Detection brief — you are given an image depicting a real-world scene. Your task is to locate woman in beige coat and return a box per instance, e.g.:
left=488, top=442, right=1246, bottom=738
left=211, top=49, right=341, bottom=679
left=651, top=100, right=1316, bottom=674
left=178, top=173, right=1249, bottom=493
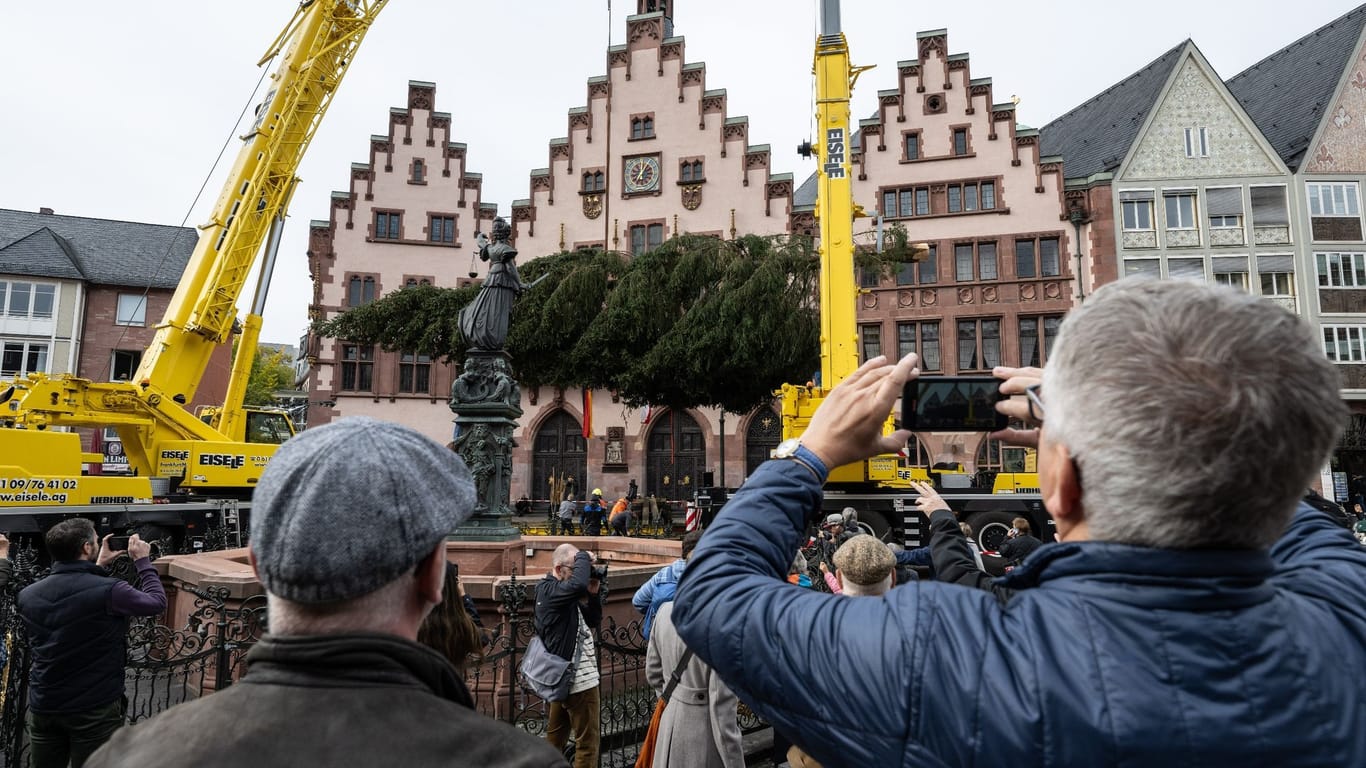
left=644, top=602, right=745, bottom=768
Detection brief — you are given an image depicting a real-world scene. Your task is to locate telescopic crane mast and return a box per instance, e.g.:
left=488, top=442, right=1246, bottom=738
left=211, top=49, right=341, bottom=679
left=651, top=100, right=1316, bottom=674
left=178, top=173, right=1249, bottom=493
left=0, top=1, right=387, bottom=501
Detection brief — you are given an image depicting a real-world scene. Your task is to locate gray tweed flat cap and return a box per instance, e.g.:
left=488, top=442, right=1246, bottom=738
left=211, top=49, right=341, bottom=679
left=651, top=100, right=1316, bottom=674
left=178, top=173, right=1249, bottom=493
left=251, top=416, right=476, bottom=603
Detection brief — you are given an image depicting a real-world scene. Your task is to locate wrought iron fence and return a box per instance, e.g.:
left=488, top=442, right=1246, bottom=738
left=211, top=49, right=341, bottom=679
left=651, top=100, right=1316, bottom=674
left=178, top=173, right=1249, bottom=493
left=0, top=552, right=763, bottom=768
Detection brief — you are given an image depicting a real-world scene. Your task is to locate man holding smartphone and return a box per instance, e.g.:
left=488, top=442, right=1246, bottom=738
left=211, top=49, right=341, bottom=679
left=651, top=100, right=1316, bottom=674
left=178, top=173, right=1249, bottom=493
left=673, top=279, right=1366, bottom=766
left=17, top=522, right=164, bottom=768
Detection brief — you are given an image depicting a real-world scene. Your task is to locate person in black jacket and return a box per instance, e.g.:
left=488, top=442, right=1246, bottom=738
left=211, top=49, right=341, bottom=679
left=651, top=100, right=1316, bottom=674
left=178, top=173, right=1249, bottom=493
left=536, top=544, right=602, bottom=768
left=911, top=480, right=1016, bottom=605
left=997, top=518, right=1042, bottom=566
left=18, top=519, right=166, bottom=768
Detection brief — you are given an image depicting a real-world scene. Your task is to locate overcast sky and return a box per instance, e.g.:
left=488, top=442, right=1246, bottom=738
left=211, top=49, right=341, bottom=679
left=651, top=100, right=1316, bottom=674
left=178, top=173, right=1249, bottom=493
left=2, top=1, right=1359, bottom=345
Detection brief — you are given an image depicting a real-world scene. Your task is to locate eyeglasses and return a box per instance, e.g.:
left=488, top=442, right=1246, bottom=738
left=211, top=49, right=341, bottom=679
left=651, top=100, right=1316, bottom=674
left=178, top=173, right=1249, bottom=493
left=1024, top=383, right=1045, bottom=425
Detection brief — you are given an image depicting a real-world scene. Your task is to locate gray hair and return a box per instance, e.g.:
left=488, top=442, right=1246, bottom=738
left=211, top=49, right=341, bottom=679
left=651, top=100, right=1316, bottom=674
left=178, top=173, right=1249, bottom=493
left=1045, top=279, right=1345, bottom=549
left=552, top=543, right=579, bottom=568
left=841, top=573, right=892, bottom=597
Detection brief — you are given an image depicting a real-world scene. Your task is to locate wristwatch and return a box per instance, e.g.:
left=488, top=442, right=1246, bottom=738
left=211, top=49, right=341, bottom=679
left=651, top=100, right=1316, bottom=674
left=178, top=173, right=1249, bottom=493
left=773, top=438, right=829, bottom=482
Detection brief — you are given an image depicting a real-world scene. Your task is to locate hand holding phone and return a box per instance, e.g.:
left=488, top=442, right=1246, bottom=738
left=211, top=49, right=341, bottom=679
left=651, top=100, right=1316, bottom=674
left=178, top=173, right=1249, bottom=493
left=902, top=376, right=1009, bottom=432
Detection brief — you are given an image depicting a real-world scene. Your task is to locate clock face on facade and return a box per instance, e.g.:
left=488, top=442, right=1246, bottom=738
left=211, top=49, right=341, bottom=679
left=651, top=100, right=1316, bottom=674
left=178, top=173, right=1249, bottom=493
left=623, top=155, right=661, bottom=193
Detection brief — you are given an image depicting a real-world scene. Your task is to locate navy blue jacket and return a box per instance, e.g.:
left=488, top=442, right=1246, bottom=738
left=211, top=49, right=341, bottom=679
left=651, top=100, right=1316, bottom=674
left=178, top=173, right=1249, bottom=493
left=673, top=460, right=1366, bottom=767
left=19, top=561, right=133, bottom=713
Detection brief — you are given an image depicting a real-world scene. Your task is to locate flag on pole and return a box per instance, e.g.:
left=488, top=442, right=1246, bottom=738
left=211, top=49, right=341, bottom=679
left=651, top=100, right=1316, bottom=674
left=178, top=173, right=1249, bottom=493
left=582, top=388, right=594, bottom=438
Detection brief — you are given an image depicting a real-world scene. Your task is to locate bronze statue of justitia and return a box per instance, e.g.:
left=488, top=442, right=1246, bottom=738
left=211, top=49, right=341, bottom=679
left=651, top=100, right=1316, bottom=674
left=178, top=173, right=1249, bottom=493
left=459, top=217, right=526, bottom=350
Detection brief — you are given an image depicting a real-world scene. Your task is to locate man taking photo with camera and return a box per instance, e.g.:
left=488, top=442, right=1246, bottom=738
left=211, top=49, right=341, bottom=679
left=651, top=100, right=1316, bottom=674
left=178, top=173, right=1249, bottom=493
left=537, top=543, right=602, bottom=767
left=673, top=279, right=1366, bottom=766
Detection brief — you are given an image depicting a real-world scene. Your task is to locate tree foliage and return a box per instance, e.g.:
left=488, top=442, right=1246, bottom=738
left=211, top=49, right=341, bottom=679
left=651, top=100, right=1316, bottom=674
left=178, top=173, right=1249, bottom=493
left=316, top=233, right=852, bottom=413
left=244, top=346, right=295, bottom=406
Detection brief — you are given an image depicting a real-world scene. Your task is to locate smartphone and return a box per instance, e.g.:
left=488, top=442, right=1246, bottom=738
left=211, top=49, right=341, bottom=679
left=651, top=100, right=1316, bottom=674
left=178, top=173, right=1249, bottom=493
left=902, top=376, right=1009, bottom=432
left=106, top=535, right=131, bottom=551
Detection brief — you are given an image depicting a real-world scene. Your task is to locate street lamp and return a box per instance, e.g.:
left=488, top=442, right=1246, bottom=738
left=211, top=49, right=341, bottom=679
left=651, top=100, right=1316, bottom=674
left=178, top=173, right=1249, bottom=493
left=1068, top=200, right=1088, bottom=302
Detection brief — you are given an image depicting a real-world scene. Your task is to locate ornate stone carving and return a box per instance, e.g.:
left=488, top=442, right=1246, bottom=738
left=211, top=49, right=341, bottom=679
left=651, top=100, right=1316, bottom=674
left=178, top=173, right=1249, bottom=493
left=462, top=177, right=481, bottom=190
left=898, top=290, right=914, bottom=308
left=551, top=143, right=571, bottom=160
left=451, top=351, right=521, bottom=409
left=1020, top=283, right=1037, bottom=301
left=589, top=81, right=610, bottom=99
left=957, top=287, right=975, bottom=305
left=583, top=193, right=603, bottom=219
left=701, top=96, right=725, bottom=114
left=409, top=87, right=433, bottom=111
left=371, top=138, right=392, bottom=154
left=1166, top=229, right=1201, bottom=248
left=790, top=211, right=816, bottom=236
left=861, top=292, right=878, bottom=309
left=512, top=205, right=533, bottom=223
left=971, top=84, right=991, bottom=97
left=948, top=59, right=967, bottom=71
left=918, top=35, right=946, bottom=60
left=1044, top=282, right=1062, bottom=300
left=766, top=180, right=791, bottom=199
left=531, top=175, right=552, bottom=193
left=745, top=152, right=768, bottom=170
left=920, top=289, right=938, bottom=306
left=661, top=42, right=683, bottom=60
left=680, top=185, right=702, bottom=210
left=569, top=112, right=591, bottom=130
left=628, top=17, right=662, bottom=45
left=723, top=124, right=746, bottom=141
left=982, top=286, right=998, bottom=303
left=681, top=68, right=703, bottom=86
left=609, top=49, right=630, bottom=68
left=444, top=144, right=465, bottom=160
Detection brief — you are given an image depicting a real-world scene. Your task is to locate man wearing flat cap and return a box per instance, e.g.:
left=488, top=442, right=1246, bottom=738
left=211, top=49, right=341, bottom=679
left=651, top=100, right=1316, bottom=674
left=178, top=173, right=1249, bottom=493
left=89, top=417, right=567, bottom=768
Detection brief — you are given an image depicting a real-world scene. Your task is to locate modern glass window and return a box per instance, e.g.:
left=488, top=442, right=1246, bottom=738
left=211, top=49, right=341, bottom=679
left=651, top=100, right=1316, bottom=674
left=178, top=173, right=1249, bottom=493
left=0, top=340, right=48, bottom=378
left=1164, top=192, right=1197, bottom=229
left=1183, top=127, right=1209, bottom=158
left=1212, top=256, right=1249, bottom=290
left=429, top=216, right=455, bottom=244
left=1250, top=186, right=1289, bottom=227
left=860, top=324, right=882, bottom=362
left=1122, top=199, right=1154, bottom=230
left=904, top=133, right=920, bottom=160
left=1308, top=183, right=1361, bottom=217
left=1124, top=259, right=1161, bottom=278
left=953, top=128, right=968, bottom=156
left=1206, top=187, right=1243, bottom=229
left=347, top=276, right=377, bottom=307
left=1317, top=252, right=1366, bottom=288
left=398, top=351, right=432, bottom=394
left=1259, top=255, right=1295, bottom=299
left=1323, top=325, right=1366, bottom=363
left=111, top=349, right=142, bottom=381
left=1, top=282, right=57, bottom=320
left=340, top=344, right=374, bottom=391
left=374, top=212, right=401, bottom=240
left=116, top=294, right=146, bottom=326
left=1168, top=258, right=1205, bottom=282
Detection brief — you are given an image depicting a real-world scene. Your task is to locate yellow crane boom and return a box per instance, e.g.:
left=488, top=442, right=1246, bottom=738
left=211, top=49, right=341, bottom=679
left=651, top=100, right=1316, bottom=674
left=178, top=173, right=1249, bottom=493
left=0, top=1, right=387, bottom=501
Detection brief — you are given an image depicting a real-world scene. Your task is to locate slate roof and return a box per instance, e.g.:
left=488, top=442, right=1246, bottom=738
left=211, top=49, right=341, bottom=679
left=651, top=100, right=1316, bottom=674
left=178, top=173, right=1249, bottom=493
left=0, top=209, right=196, bottom=289
left=0, top=228, right=87, bottom=280
left=1226, top=4, right=1366, bottom=171
left=794, top=171, right=819, bottom=208
left=1039, top=42, right=1188, bottom=181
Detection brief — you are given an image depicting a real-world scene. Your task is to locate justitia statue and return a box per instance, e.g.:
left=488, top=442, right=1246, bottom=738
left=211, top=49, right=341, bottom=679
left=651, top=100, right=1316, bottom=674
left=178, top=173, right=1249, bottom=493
left=459, top=217, right=526, bottom=350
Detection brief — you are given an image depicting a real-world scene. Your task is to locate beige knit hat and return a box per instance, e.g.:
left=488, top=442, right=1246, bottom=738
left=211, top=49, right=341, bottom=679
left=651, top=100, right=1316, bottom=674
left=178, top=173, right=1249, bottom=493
left=832, top=534, right=895, bottom=585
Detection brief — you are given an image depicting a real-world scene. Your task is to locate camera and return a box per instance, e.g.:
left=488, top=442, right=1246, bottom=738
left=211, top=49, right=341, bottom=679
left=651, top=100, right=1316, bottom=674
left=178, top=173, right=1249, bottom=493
left=590, top=563, right=609, bottom=581
left=902, top=375, right=1008, bottom=432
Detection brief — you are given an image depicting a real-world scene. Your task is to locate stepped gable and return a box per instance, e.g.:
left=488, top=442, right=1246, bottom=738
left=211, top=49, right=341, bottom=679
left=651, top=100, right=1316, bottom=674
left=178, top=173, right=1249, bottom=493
left=1227, top=4, right=1366, bottom=171
left=511, top=9, right=794, bottom=254
left=1039, top=42, right=1188, bottom=181
left=0, top=208, right=192, bottom=289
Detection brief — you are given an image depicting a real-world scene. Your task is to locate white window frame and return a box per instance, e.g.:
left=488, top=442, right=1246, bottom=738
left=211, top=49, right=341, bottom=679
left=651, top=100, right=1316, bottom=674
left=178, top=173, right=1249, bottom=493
left=1184, top=127, right=1209, bottom=158
left=1, top=340, right=49, bottom=377
left=1208, top=214, right=1242, bottom=229
left=1260, top=270, right=1295, bottom=297
left=1, top=281, right=57, bottom=320
left=1308, top=182, right=1361, bottom=218
left=1323, top=325, right=1366, bottom=363
left=1164, top=191, right=1198, bottom=230
left=1316, top=251, right=1366, bottom=288
left=1122, top=199, right=1154, bottom=231
left=116, top=293, right=147, bottom=326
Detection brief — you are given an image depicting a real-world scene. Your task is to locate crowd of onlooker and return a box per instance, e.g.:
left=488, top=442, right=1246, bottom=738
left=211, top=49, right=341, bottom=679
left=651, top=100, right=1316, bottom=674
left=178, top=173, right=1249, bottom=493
left=10, top=279, right=1366, bottom=768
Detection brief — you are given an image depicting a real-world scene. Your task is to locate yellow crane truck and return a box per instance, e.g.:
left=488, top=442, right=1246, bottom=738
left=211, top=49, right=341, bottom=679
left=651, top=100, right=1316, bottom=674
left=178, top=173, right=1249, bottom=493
left=781, top=0, right=1050, bottom=558
left=0, top=1, right=388, bottom=550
